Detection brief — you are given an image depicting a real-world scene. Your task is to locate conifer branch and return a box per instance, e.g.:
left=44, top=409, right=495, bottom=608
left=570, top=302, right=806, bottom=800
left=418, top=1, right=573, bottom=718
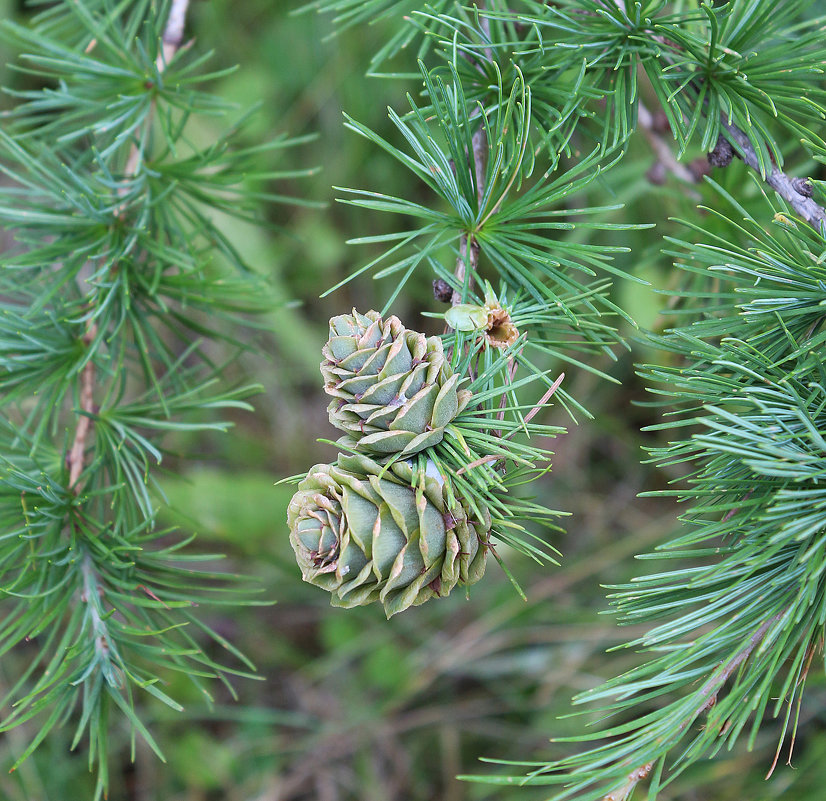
left=0, top=0, right=301, bottom=790
left=601, top=762, right=652, bottom=801
left=601, top=611, right=787, bottom=801
left=122, top=0, right=191, bottom=186
left=158, top=0, right=190, bottom=67
left=608, top=0, right=826, bottom=228
left=720, top=119, right=826, bottom=230
left=448, top=2, right=489, bottom=309
left=698, top=612, right=786, bottom=710
left=264, top=5, right=826, bottom=798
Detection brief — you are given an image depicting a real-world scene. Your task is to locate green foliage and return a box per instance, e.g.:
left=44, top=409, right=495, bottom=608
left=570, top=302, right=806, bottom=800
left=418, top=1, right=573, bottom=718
left=0, top=1, right=307, bottom=796
left=298, top=0, right=455, bottom=74
left=507, top=0, right=826, bottom=159
left=308, top=1, right=826, bottom=799
left=4, top=0, right=826, bottom=799
left=470, top=195, right=826, bottom=799
left=307, top=17, right=654, bottom=609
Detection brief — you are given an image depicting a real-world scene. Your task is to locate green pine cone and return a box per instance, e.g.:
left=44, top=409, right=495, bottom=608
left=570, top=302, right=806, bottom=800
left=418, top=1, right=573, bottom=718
left=321, top=309, right=471, bottom=456
left=288, top=453, right=489, bottom=617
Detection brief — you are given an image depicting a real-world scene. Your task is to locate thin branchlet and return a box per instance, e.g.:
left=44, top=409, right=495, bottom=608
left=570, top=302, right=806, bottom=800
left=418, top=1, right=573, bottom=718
left=599, top=612, right=787, bottom=801
left=601, top=763, right=653, bottom=801
left=608, top=0, right=826, bottom=230
left=450, top=120, right=487, bottom=308
left=637, top=102, right=701, bottom=198
left=449, top=0, right=489, bottom=310
left=159, top=0, right=190, bottom=63
left=122, top=0, right=191, bottom=190
left=67, top=324, right=97, bottom=492
left=71, top=1, right=191, bottom=495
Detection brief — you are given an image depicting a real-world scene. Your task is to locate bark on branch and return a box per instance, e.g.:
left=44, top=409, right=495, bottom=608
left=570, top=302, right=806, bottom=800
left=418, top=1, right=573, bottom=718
left=67, top=325, right=98, bottom=492
left=123, top=0, right=191, bottom=187
left=721, top=120, right=826, bottom=231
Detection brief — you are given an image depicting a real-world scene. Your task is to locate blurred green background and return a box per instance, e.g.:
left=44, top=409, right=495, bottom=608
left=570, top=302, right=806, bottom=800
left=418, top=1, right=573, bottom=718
left=1, top=1, right=826, bottom=799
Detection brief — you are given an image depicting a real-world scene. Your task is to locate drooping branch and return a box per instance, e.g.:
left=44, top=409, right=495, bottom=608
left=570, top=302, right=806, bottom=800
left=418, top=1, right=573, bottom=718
left=67, top=1, right=191, bottom=494
left=600, top=611, right=786, bottom=801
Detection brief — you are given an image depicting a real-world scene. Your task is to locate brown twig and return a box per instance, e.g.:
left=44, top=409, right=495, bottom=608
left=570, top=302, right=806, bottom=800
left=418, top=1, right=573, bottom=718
left=720, top=120, right=826, bottom=230
left=518, top=373, right=565, bottom=430
left=602, top=762, right=653, bottom=801
left=637, top=102, right=701, bottom=199
left=67, top=1, right=191, bottom=493
left=455, top=455, right=500, bottom=476
left=495, top=371, right=564, bottom=443
left=67, top=324, right=98, bottom=492
left=607, top=0, right=826, bottom=228
left=696, top=613, right=784, bottom=712
left=609, top=0, right=826, bottom=229
left=122, top=0, right=191, bottom=191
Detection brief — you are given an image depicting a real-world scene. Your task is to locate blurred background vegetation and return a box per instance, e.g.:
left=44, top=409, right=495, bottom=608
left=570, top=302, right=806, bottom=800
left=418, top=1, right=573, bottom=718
left=1, top=1, right=826, bottom=799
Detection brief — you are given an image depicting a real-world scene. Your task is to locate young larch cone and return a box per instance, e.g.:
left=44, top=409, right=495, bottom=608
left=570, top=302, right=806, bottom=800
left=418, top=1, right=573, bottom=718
left=321, top=310, right=471, bottom=456
left=288, top=453, right=489, bottom=617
